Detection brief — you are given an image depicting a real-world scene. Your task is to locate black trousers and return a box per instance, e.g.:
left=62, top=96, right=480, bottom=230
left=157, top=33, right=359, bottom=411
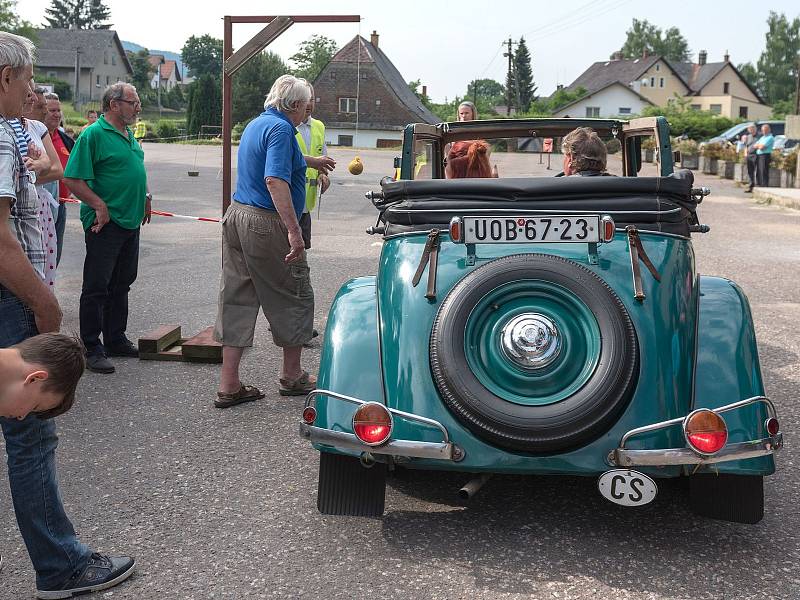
left=756, top=154, right=771, bottom=187
left=746, top=155, right=757, bottom=189
left=79, top=221, right=140, bottom=354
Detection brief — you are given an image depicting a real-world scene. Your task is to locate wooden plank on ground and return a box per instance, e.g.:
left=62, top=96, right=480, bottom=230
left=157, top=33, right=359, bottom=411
left=139, top=339, right=186, bottom=362
left=138, top=325, right=182, bottom=354
left=182, top=326, right=222, bottom=364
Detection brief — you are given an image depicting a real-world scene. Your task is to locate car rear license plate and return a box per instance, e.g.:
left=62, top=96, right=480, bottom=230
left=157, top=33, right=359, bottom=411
left=462, top=216, right=600, bottom=244
left=597, top=469, right=658, bottom=507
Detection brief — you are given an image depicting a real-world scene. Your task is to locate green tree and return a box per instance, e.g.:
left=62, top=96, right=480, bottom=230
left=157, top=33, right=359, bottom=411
left=186, top=74, right=221, bottom=135
left=755, top=11, right=800, bottom=106
left=408, top=79, right=432, bottom=108
left=737, top=62, right=759, bottom=91
left=181, top=35, right=223, bottom=78
left=233, top=51, right=288, bottom=124
left=290, top=34, right=338, bottom=82
left=127, top=49, right=153, bottom=91
left=465, top=79, right=505, bottom=106
left=44, top=0, right=111, bottom=29
left=0, top=0, right=37, bottom=39
left=513, top=37, right=537, bottom=112
left=537, top=86, right=588, bottom=114
left=621, top=18, right=690, bottom=62
left=163, top=85, right=185, bottom=111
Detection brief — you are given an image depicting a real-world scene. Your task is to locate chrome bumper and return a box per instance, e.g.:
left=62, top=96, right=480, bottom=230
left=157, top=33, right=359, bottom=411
left=609, top=396, right=783, bottom=468
left=300, top=390, right=462, bottom=462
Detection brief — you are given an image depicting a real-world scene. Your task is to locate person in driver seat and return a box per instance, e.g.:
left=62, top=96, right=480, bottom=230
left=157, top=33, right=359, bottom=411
left=560, top=127, right=611, bottom=177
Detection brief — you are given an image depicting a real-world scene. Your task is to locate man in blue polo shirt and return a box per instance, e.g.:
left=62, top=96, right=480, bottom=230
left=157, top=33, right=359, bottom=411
left=213, top=74, right=318, bottom=408
left=754, top=123, right=775, bottom=188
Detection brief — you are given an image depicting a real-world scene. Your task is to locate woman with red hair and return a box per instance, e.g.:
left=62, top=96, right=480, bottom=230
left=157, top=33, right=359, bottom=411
left=446, top=140, right=497, bottom=179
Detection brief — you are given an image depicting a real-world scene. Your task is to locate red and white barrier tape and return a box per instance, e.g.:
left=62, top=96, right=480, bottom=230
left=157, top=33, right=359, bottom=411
left=61, top=198, right=220, bottom=223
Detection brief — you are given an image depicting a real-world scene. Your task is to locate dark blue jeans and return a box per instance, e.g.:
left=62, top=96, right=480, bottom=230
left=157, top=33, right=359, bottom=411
left=0, top=288, right=91, bottom=588
left=79, top=222, right=140, bottom=355
left=55, top=202, right=67, bottom=266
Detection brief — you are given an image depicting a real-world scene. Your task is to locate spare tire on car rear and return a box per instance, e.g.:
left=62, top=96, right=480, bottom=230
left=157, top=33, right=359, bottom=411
left=430, top=253, right=638, bottom=453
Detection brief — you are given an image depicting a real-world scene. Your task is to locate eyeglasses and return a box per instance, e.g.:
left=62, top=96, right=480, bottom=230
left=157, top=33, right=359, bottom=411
left=115, top=99, right=141, bottom=108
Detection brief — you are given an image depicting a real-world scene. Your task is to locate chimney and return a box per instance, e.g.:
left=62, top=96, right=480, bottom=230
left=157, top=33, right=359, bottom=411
left=370, top=30, right=379, bottom=48
left=698, top=50, right=707, bottom=65
left=421, top=85, right=427, bottom=99
left=557, top=84, right=564, bottom=91
left=642, top=48, right=648, bottom=59
left=723, top=50, right=730, bottom=62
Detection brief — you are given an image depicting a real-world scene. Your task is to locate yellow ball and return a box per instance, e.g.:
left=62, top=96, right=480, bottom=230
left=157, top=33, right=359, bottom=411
left=348, top=156, right=364, bottom=175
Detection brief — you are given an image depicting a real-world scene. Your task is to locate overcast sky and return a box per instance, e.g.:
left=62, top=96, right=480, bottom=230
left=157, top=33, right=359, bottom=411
left=17, top=0, right=799, bottom=102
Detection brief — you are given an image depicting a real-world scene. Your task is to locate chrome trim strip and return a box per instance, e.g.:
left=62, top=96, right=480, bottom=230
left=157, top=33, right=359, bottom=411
left=619, top=396, right=777, bottom=448
left=299, top=423, right=456, bottom=461
left=610, top=434, right=782, bottom=467
left=305, top=389, right=451, bottom=444
left=382, top=228, right=691, bottom=242
left=386, top=207, right=683, bottom=216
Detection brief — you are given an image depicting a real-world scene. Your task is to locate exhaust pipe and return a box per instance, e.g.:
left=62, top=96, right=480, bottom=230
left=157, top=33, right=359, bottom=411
left=458, top=473, right=492, bottom=501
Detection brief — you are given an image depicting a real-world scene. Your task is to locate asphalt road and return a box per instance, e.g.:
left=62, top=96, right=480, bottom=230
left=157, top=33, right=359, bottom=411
left=1, top=144, right=799, bottom=600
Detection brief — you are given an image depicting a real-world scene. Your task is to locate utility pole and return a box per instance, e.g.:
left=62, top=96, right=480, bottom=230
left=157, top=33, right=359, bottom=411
left=794, top=56, right=800, bottom=116
left=73, top=47, right=81, bottom=111
left=504, top=37, right=513, bottom=116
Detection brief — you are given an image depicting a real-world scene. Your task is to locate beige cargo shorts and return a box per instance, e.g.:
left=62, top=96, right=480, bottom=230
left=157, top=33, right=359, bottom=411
left=214, top=201, right=314, bottom=348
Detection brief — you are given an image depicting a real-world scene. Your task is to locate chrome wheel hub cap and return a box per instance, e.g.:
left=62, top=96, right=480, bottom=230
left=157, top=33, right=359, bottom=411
left=500, top=313, right=561, bottom=370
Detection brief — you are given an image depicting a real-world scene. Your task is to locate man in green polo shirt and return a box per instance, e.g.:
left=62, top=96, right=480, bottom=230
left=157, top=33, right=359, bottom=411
left=64, top=82, right=152, bottom=373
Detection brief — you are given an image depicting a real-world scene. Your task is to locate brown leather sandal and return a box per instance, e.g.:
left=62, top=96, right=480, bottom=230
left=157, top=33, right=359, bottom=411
left=215, top=384, right=265, bottom=408
left=278, top=371, right=317, bottom=396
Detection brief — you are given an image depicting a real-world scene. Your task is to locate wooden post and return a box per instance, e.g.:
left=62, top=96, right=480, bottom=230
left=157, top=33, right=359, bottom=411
left=222, top=16, right=233, bottom=215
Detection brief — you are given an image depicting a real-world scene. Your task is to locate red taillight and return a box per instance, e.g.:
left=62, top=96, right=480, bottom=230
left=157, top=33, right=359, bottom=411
left=601, top=216, right=615, bottom=242
left=449, top=217, right=462, bottom=243
left=302, top=406, right=317, bottom=425
left=766, top=417, right=780, bottom=436
left=352, top=402, right=393, bottom=446
left=684, top=409, right=728, bottom=455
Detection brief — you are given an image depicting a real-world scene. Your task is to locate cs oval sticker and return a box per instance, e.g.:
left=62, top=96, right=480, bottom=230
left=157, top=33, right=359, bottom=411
left=597, top=469, right=657, bottom=507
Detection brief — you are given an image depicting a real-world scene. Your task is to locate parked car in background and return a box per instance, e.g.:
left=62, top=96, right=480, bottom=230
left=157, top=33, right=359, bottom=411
left=701, top=120, right=785, bottom=147
left=773, top=135, right=799, bottom=155
left=299, top=117, right=783, bottom=524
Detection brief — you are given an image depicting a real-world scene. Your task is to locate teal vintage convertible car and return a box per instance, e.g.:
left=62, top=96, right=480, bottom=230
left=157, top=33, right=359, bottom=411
left=299, top=117, right=782, bottom=523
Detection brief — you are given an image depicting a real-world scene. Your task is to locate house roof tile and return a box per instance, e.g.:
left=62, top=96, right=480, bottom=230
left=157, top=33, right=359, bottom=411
left=33, top=29, right=133, bottom=74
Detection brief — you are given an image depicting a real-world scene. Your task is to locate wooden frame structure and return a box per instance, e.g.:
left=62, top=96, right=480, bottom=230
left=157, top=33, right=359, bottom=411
left=222, top=15, right=360, bottom=213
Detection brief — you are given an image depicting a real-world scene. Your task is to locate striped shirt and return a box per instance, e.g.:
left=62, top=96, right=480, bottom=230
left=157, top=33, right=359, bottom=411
left=0, top=119, right=45, bottom=280
left=8, top=118, right=32, bottom=157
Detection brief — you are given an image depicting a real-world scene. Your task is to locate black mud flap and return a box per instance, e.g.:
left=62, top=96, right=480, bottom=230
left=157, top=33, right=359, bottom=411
left=689, top=473, right=764, bottom=524
left=317, top=452, right=387, bottom=517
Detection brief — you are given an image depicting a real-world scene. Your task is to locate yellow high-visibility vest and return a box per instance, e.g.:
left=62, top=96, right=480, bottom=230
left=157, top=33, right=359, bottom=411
left=134, top=120, right=146, bottom=140
left=295, top=117, right=326, bottom=212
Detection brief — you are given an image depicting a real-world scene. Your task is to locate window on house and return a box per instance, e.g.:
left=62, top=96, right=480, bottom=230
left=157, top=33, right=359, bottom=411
left=690, top=104, right=702, bottom=111
left=655, top=63, right=660, bottom=71
left=338, top=134, right=353, bottom=146
left=659, top=77, right=664, bottom=88
left=739, top=106, right=748, bottom=118
left=650, top=77, right=655, bottom=87
left=709, top=104, right=722, bottom=114
left=104, top=51, right=108, bottom=65
left=723, top=82, right=730, bottom=94
left=47, top=71, right=57, bottom=78
left=106, top=76, right=109, bottom=85
left=330, top=72, right=336, bottom=80
left=112, top=54, right=116, bottom=66
left=618, top=107, right=632, bottom=115
left=375, top=99, right=381, bottom=106
left=96, top=75, right=100, bottom=85
left=585, top=106, right=600, bottom=117
left=339, top=97, right=358, bottom=113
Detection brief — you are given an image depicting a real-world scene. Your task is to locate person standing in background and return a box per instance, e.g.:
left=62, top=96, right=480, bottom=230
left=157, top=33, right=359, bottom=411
left=43, top=93, right=73, bottom=264
left=64, top=83, right=151, bottom=374
left=754, top=123, right=775, bottom=188
left=295, top=84, right=335, bottom=249
left=743, top=124, right=759, bottom=193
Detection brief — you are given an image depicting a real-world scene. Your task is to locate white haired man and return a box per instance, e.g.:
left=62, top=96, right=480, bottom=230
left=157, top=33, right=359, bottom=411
left=0, top=32, right=134, bottom=598
left=213, top=74, right=317, bottom=407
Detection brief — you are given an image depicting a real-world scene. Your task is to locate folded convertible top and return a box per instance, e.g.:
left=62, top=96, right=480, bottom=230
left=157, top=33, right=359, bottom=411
left=380, top=170, right=698, bottom=237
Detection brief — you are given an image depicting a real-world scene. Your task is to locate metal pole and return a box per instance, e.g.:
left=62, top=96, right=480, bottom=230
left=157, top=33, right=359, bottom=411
left=222, top=16, right=233, bottom=215
left=74, top=48, right=81, bottom=111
